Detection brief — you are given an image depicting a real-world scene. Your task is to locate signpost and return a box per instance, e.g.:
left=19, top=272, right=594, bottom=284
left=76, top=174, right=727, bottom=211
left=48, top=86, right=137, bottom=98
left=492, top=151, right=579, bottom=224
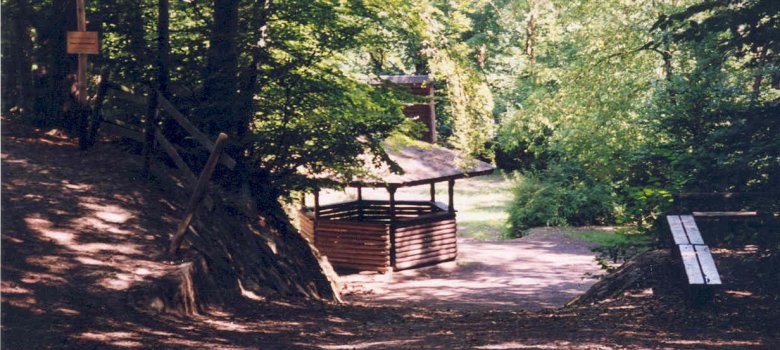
left=68, top=0, right=99, bottom=149
left=73, top=0, right=90, bottom=107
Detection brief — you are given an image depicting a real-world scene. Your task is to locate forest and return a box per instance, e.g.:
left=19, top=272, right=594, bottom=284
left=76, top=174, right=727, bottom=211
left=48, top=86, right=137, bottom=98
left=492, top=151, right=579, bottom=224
left=4, top=0, right=777, bottom=229
left=1, top=0, right=779, bottom=348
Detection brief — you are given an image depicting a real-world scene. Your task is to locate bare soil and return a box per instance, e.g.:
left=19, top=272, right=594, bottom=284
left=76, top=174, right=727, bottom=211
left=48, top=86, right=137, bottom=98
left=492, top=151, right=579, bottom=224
left=3, top=120, right=779, bottom=349
left=340, top=232, right=604, bottom=311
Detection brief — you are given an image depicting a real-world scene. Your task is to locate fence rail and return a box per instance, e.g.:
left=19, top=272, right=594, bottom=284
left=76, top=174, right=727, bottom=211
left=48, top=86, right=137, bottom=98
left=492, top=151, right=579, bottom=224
left=92, top=82, right=233, bottom=257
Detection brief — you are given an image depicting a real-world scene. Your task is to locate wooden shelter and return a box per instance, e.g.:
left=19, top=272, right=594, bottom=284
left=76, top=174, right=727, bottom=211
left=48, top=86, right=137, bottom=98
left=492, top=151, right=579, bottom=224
left=300, top=142, right=495, bottom=272
left=372, top=75, right=437, bottom=143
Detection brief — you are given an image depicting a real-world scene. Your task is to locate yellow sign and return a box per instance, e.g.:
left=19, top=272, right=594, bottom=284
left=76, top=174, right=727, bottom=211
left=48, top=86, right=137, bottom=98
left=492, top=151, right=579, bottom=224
left=67, top=31, right=99, bottom=54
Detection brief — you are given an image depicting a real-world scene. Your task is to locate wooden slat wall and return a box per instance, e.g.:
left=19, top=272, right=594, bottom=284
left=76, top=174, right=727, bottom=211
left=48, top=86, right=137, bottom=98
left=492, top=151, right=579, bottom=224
left=393, top=214, right=457, bottom=270
left=315, top=220, right=390, bottom=272
left=307, top=200, right=458, bottom=272
left=299, top=210, right=315, bottom=243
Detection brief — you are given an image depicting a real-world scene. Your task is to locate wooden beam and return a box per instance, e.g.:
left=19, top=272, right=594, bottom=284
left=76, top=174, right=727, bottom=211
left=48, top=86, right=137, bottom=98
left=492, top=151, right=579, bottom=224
left=428, top=83, right=436, bottom=143
left=680, top=215, right=705, bottom=245
left=314, top=189, right=320, bottom=219
left=154, top=128, right=197, bottom=186
left=447, top=179, right=455, bottom=213
left=357, top=186, right=364, bottom=221
left=99, top=121, right=144, bottom=142
left=694, top=245, right=722, bottom=285
left=667, top=215, right=689, bottom=245
left=388, top=186, right=397, bottom=267
left=168, top=133, right=229, bottom=256
left=74, top=0, right=89, bottom=149
left=75, top=0, right=87, bottom=106
left=156, top=93, right=237, bottom=170
left=678, top=244, right=705, bottom=285
left=388, top=186, right=397, bottom=220
left=142, top=92, right=159, bottom=176
left=693, top=211, right=759, bottom=217
left=430, top=183, right=436, bottom=202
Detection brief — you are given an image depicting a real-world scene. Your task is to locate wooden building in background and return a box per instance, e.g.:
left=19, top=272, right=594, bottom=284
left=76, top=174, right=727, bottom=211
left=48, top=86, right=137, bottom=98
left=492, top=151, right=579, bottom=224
left=374, top=75, right=436, bottom=143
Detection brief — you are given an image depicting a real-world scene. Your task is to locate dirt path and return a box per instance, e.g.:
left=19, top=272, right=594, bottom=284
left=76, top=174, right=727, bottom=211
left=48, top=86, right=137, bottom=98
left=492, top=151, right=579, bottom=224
left=341, top=232, right=603, bottom=311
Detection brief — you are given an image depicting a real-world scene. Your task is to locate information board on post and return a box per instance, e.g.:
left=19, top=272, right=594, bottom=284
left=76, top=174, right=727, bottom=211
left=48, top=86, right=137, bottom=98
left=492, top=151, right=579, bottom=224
left=67, top=31, right=99, bottom=55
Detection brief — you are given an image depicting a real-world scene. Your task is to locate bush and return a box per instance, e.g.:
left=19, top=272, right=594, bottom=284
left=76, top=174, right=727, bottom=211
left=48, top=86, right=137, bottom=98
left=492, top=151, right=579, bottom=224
left=508, top=164, right=615, bottom=237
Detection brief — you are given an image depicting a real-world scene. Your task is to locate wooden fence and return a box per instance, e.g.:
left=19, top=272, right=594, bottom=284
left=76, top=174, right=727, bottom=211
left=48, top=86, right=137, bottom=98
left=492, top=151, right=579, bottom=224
left=91, top=82, right=234, bottom=256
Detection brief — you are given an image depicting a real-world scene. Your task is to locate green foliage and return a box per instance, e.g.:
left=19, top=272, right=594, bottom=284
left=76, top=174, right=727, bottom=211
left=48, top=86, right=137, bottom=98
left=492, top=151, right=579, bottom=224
left=497, top=0, right=778, bottom=232
left=508, top=165, right=615, bottom=236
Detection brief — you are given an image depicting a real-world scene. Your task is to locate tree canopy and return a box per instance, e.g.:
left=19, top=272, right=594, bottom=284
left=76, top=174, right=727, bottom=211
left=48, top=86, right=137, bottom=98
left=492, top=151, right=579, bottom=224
left=2, top=0, right=777, bottom=234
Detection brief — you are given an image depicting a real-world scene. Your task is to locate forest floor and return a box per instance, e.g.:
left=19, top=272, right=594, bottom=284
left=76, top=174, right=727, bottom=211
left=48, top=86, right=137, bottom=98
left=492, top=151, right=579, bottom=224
left=3, top=119, right=780, bottom=349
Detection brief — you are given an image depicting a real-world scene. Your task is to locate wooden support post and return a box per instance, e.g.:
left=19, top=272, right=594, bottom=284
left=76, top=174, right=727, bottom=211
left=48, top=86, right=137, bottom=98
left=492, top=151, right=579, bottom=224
left=357, top=186, right=364, bottom=221
left=314, top=189, right=320, bottom=219
left=428, top=83, right=436, bottom=143
left=154, top=128, right=197, bottom=186
left=168, top=133, right=229, bottom=256
left=448, top=179, right=455, bottom=213
left=301, top=192, right=306, bottom=208
left=142, top=91, right=159, bottom=176
left=76, top=0, right=89, bottom=149
left=430, top=183, right=436, bottom=203
left=388, top=185, right=398, bottom=267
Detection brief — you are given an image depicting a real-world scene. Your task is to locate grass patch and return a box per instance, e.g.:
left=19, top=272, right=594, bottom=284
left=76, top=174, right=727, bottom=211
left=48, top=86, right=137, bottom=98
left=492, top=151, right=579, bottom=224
left=567, top=229, right=650, bottom=247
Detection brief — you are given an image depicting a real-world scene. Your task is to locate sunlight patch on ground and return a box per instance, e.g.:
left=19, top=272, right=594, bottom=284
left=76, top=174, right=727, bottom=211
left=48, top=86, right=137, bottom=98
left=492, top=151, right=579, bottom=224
left=26, top=254, right=77, bottom=273
left=24, top=215, right=76, bottom=245
left=80, top=202, right=135, bottom=223
left=477, top=342, right=613, bottom=349
left=76, top=331, right=145, bottom=348
left=314, top=339, right=421, bottom=349
left=662, top=339, right=764, bottom=347
left=1, top=281, right=33, bottom=295
left=55, top=307, right=81, bottom=315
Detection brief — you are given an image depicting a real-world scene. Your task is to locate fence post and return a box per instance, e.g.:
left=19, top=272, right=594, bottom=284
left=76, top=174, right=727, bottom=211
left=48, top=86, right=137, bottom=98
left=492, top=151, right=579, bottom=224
left=142, top=91, right=159, bottom=176
left=168, top=133, right=229, bottom=256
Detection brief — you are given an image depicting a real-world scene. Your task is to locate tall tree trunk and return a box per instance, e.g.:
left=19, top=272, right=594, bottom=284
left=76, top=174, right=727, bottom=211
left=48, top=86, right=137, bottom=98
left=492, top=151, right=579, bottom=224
left=34, top=0, right=78, bottom=127
left=203, top=0, right=240, bottom=135
left=157, top=0, right=170, bottom=98
left=236, top=0, right=271, bottom=142
left=1, top=0, right=34, bottom=114
left=750, top=46, right=767, bottom=104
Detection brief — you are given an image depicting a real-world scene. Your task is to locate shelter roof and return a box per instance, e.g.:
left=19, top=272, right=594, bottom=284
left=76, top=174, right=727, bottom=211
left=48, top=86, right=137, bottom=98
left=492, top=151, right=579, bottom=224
left=346, top=137, right=495, bottom=188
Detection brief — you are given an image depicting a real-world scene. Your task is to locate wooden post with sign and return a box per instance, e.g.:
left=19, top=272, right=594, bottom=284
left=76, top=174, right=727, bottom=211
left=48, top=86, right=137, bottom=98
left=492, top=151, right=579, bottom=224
left=68, top=0, right=99, bottom=149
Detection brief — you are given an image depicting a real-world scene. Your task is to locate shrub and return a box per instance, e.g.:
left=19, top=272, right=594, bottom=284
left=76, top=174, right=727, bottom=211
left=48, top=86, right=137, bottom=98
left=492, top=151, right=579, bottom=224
left=507, top=164, right=615, bottom=237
